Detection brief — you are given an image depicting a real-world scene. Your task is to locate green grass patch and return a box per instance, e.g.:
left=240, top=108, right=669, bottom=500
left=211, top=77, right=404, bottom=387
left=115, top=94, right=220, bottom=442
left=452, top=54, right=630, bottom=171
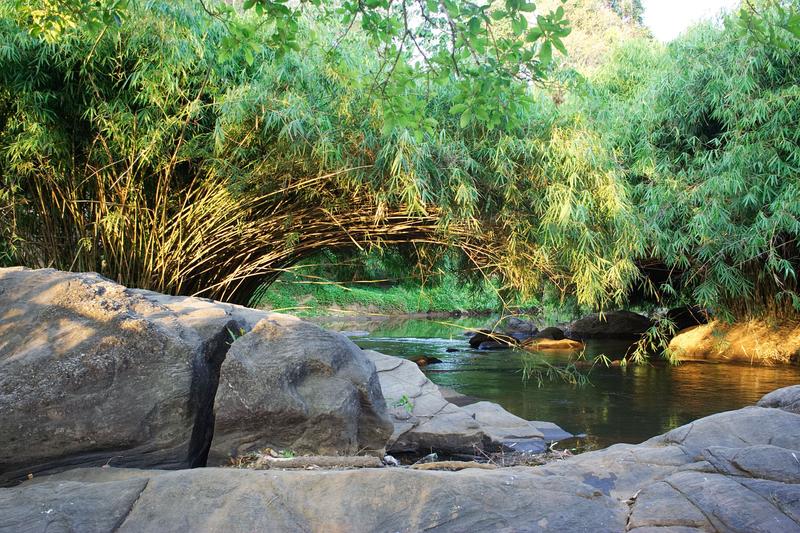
left=250, top=273, right=512, bottom=316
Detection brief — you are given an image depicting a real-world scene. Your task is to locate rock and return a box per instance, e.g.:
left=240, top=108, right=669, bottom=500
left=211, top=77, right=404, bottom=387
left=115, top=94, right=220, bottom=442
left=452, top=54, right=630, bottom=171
left=758, top=385, right=800, bottom=414
left=365, top=350, right=491, bottom=454
left=210, top=315, right=393, bottom=463
left=3, top=385, right=800, bottom=532
left=507, top=331, right=533, bottom=342
left=570, top=310, right=652, bottom=339
left=522, top=338, right=586, bottom=352
left=0, top=268, right=217, bottom=483
left=0, top=466, right=625, bottom=532
left=665, top=306, right=708, bottom=332
left=668, top=319, right=800, bottom=364
left=631, top=471, right=800, bottom=532
left=502, top=316, right=539, bottom=336
left=365, top=350, right=569, bottom=455
left=445, top=347, right=459, bottom=353
left=477, top=340, right=511, bottom=350
left=468, top=330, right=516, bottom=349
left=701, top=444, right=800, bottom=484
left=437, top=387, right=483, bottom=407
left=413, top=355, right=443, bottom=366
left=0, top=267, right=392, bottom=484
left=460, top=402, right=567, bottom=452
left=383, top=455, right=400, bottom=467
left=467, top=329, right=493, bottom=348
left=338, top=330, right=370, bottom=338
left=534, top=326, right=566, bottom=340
left=418, top=453, right=439, bottom=463
left=651, top=405, right=800, bottom=457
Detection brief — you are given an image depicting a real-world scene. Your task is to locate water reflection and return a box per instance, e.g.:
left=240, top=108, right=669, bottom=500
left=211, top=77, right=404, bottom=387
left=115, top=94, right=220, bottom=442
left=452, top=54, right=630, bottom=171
left=322, top=316, right=800, bottom=450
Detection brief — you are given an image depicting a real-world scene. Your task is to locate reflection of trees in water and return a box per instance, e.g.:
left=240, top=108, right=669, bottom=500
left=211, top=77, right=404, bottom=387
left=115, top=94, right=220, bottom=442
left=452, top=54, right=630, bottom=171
left=629, top=362, right=800, bottom=438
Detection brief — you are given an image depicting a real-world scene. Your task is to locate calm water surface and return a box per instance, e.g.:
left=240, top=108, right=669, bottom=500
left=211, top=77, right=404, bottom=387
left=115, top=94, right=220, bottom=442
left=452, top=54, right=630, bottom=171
left=320, top=316, right=800, bottom=450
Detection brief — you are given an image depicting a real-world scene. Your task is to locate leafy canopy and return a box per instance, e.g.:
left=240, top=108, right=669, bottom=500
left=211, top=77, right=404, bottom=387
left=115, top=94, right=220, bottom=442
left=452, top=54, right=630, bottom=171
left=13, top=0, right=572, bottom=135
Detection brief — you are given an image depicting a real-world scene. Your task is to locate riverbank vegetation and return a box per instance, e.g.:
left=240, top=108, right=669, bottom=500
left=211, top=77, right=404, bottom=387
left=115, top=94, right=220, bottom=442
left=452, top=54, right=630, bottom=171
left=1, top=0, right=798, bottom=349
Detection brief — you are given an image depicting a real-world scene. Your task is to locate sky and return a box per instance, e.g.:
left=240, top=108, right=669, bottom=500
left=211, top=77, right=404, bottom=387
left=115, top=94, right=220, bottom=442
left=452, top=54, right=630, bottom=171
left=642, top=0, right=740, bottom=42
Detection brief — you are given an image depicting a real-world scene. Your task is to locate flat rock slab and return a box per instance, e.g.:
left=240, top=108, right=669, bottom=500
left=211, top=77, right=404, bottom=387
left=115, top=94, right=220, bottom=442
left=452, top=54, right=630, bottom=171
left=3, top=386, right=800, bottom=532
left=365, top=350, right=570, bottom=454
left=0, top=466, right=626, bottom=533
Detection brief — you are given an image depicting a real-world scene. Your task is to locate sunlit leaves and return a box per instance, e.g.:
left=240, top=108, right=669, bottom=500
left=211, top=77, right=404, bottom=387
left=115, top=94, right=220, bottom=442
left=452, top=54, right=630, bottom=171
left=588, top=9, right=800, bottom=318
left=733, top=0, right=800, bottom=48
left=13, top=0, right=129, bottom=40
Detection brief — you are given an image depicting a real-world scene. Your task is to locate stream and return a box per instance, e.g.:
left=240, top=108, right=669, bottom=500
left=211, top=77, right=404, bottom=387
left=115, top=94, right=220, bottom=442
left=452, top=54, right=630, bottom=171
left=319, top=316, right=800, bottom=451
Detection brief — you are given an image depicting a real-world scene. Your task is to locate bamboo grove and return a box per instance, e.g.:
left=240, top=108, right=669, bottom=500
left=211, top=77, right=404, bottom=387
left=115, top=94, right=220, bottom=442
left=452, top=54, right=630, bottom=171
left=0, top=0, right=798, bottom=320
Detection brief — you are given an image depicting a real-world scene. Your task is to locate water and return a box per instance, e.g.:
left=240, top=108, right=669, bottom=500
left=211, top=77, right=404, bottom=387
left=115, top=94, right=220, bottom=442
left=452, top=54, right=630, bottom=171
left=320, top=316, right=800, bottom=450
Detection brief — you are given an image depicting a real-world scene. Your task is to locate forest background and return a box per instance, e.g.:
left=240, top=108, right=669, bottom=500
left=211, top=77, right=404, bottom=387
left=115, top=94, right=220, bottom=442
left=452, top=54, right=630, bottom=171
left=1, top=0, right=798, bottom=327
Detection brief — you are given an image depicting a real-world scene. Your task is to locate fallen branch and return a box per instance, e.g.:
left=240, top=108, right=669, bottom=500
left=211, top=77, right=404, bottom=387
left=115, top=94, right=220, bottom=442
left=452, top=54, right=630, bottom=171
left=253, top=455, right=384, bottom=470
left=409, top=461, right=497, bottom=471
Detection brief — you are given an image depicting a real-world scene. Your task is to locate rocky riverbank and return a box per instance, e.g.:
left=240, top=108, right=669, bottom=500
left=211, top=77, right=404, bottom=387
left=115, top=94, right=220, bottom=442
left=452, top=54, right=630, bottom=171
left=1, top=267, right=799, bottom=532
left=0, top=267, right=567, bottom=481
left=669, top=319, right=800, bottom=364
left=2, top=387, right=799, bottom=531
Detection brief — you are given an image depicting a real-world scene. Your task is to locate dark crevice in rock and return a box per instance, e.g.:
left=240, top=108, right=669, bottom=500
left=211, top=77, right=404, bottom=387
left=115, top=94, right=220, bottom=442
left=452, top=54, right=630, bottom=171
left=187, top=319, right=242, bottom=468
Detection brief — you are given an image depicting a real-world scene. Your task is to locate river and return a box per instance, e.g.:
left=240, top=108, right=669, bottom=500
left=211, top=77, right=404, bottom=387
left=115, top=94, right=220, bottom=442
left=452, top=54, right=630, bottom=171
left=319, top=316, right=800, bottom=451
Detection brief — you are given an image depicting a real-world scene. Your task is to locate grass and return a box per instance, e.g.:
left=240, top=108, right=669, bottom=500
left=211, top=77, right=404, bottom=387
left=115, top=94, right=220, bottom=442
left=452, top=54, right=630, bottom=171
left=250, top=273, right=510, bottom=316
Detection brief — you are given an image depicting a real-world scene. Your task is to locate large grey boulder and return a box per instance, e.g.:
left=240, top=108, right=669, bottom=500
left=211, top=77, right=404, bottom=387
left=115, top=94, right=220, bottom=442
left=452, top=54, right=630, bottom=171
left=365, top=350, right=570, bottom=454
left=0, top=268, right=392, bottom=484
left=210, top=317, right=392, bottom=462
left=570, top=310, right=652, bottom=339
left=2, top=385, right=799, bottom=532
left=0, top=268, right=214, bottom=483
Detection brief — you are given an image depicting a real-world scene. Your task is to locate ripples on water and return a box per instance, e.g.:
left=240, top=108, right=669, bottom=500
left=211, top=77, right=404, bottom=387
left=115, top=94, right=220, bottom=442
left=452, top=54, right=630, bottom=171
left=321, top=317, right=800, bottom=450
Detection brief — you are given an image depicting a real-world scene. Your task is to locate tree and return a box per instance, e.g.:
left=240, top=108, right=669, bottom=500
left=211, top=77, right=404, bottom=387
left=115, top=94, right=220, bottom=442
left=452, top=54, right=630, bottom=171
left=1, top=0, right=641, bottom=308
left=581, top=5, right=800, bottom=320
left=606, top=0, right=643, bottom=25
left=12, top=0, right=572, bottom=134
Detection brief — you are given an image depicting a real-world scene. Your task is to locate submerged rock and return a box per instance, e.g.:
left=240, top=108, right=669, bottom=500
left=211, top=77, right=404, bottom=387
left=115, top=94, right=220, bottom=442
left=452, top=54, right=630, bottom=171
left=0, top=267, right=392, bottom=484
left=522, top=338, right=586, bottom=352
left=468, top=330, right=516, bottom=349
left=477, top=339, right=512, bottom=350
left=412, top=355, right=443, bottom=366
left=2, top=386, right=798, bottom=532
left=467, top=329, right=493, bottom=347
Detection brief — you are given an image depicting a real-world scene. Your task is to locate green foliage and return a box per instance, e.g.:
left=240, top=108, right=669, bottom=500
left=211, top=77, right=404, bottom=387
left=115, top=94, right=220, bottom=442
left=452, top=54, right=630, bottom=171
left=1, top=0, right=641, bottom=309
left=13, top=0, right=129, bottom=40
left=734, top=0, right=800, bottom=48
left=4, top=0, right=797, bottom=329
left=606, top=0, right=643, bottom=25
left=391, top=394, right=415, bottom=414
left=12, top=0, right=574, bottom=134
left=581, top=4, right=800, bottom=320
left=252, top=270, right=508, bottom=315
